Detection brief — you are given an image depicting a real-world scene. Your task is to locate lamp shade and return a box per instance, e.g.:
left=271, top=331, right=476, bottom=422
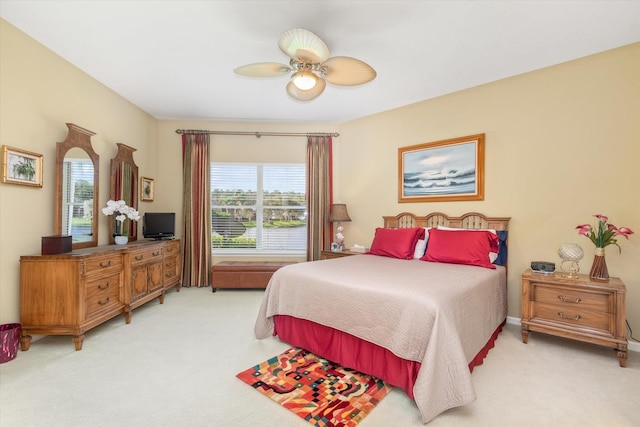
left=329, top=204, right=351, bottom=222
left=291, top=71, right=318, bottom=90
left=558, top=243, right=584, bottom=262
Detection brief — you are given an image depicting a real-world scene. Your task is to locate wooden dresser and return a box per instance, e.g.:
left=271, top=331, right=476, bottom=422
left=521, top=269, right=627, bottom=367
left=20, top=239, right=181, bottom=351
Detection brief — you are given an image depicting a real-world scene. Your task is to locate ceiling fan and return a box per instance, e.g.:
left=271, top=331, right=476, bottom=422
left=234, top=28, right=376, bottom=101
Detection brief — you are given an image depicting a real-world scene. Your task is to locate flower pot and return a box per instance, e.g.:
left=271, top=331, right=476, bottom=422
left=114, top=236, right=128, bottom=245
left=589, top=248, right=609, bottom=281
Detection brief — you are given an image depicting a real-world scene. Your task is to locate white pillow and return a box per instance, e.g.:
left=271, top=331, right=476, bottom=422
left=436, top=226, right=499, bottom=263
left=413, top=228, right=431, bottom=259
left=413, top=239, right=427, bottom=259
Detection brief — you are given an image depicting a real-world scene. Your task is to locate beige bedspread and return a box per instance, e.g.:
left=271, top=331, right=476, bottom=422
left=254, top=254, right=507, bottom=423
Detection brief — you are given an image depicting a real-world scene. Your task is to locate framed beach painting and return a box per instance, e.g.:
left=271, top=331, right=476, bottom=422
left=1, top=145, right=44, bottom=188
left=140, top=177, right=154, bottom=201
left=398, top=134, right=484, bottom=203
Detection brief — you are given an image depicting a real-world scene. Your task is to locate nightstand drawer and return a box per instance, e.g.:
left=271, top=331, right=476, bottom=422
left=532, top=285, right=611, bottom=312
left=531, top=302, right=611, bottom=332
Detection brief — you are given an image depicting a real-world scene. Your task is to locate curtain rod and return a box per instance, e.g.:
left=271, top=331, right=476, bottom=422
left=174, top=129, right=339, bottom=138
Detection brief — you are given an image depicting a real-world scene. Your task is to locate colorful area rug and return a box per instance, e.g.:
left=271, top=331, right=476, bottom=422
left=236, top=347, right=392, bottom=427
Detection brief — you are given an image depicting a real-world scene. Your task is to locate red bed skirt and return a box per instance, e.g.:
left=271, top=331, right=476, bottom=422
left=273, top=315, right=505, bottom=399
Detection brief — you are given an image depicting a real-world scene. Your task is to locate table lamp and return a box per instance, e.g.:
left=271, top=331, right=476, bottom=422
left=558, top=243, right=584, bottom=279
left=329, top=204, right=351, bottom=251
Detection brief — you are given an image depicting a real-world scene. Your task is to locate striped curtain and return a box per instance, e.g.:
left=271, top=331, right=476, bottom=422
left=306, top=135, right=333, bottom=261
left=181, top=133, right=212, bottom=287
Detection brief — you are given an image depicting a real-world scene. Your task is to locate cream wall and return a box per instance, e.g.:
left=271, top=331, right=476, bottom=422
left=337, top=43, right=640, bottom=330
left=2, top=16, right=638, bottom=340
left=0, top=20, right=158, bottom=323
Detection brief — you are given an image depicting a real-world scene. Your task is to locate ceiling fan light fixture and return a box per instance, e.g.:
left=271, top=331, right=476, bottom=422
left=291, top=71, right=318, bottom=90
left=235, top=28, right=376, bottom=101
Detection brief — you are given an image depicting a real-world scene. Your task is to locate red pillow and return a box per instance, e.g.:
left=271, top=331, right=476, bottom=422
left=368, top=227, right=425, bottom=259
left=420, top=228, right=498, bottom=269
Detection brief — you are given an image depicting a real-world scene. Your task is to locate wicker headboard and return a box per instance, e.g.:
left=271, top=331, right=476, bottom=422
left=383, top=211, right=510, bottom=231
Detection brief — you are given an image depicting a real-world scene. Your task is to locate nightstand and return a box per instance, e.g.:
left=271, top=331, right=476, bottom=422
left=320, top=250, right=360, bottom=260
left=521, top=269, right=627, bottom=367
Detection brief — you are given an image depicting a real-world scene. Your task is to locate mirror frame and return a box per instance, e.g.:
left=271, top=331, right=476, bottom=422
left=54, top=123, right=99, bottom=250
left=109, top=143, right=139, bottom=244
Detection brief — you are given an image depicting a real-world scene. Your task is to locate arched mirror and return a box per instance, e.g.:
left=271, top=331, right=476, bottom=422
left=55, top=123, right=99, bottom=250
left=109, top=143, right=138, bottom=244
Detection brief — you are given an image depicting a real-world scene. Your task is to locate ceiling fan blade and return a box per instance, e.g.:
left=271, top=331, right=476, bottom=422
left=322, top=56, right=377, bottom=86
left=286, top=78, right=326, bottom=101
left=278, top=28, right=329, bottom=64
left=233, top=62, right=292, bottom=77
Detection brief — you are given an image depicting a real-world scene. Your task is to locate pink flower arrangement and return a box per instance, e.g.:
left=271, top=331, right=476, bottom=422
left=576, top=214, right=634, bottom=253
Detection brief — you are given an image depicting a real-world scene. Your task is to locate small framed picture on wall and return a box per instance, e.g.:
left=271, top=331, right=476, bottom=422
left=1, top=145, right=44, bottom=187
left=141, top=177, right=154, bottom=201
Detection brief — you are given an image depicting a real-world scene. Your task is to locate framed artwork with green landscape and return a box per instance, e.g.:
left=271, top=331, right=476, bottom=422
left=1, top=145, right=43, bottom=187
left=141, top=177, right=154, bottom=201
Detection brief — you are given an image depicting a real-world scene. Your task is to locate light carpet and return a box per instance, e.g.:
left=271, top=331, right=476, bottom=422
left=1, top=287, right=639, bottom=427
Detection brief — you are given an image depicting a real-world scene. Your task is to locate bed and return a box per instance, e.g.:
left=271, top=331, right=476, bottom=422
left=254, top=212, right=510, bottom=423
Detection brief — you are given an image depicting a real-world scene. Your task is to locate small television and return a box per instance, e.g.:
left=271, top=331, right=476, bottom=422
left=143, top=212, right=175, bottom=240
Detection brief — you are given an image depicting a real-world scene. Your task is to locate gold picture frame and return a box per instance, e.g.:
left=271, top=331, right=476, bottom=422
left=2, top=145, right=44, bottom=187
left=140, top=176, right=154, bottom=201
left=398, top=134, right=484, bottom=203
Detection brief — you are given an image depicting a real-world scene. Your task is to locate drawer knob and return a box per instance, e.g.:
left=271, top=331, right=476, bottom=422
left=557, top=311, right=581, bottom=321
left=98, top=282, right=110, bottom=290
left=153, top=251, right=161, bottom=256
left=98, top=297, right=111, bottom=305
left=135, top=255, right=144, bottom=261
left=558, top=295, right=581, bottom=304
left=99, top=260, right=112, bottom=268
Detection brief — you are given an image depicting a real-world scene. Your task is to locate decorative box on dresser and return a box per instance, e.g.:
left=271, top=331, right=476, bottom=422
left=521, top=269, right=627, bottom=367
left=20, top=239, right=181, bottom=351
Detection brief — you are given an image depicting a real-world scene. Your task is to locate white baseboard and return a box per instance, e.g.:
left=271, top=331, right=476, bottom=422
left=506, top=316, right=640, bottom=353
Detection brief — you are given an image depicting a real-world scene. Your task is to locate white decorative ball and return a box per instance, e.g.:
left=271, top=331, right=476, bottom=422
left=558, top=243, right=584, bottom=261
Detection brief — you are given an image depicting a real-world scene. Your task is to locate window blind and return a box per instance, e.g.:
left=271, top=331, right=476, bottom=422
left=211, top=163, right=306, bottom=254
left=63, top=158, right=94, bottom=238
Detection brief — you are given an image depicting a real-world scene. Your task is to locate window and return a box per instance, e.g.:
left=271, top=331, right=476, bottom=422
left=62, top=158, right=94, bottom=241
left=211, top=163, right=306, bottom=254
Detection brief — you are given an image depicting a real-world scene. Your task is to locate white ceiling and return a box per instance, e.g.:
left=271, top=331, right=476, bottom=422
left=1, top=1, right=639, bottom=124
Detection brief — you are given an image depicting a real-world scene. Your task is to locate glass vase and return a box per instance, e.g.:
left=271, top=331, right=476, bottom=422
left=589, top=247, right=609, bottom=281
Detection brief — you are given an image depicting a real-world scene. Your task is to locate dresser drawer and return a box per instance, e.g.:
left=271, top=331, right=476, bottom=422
left=164, top=257, right=179, bottom=281
left=130, top=247, right=163, bottom=266
left=163, top=240, right=180, bottom=256
left=84, top=254, right=123, bottom=275
left=86, top=275, right=121, bottom=318
left=531, top=301, right=611, bottom=333
left=86, top=272, right=121, bottom=299
left=532, top=284, right=611, bottom=312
